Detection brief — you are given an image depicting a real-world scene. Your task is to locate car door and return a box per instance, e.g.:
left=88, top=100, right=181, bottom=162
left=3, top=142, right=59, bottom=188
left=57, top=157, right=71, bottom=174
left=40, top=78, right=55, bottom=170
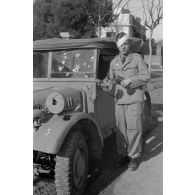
left=95, top=52, right=117, bottom=139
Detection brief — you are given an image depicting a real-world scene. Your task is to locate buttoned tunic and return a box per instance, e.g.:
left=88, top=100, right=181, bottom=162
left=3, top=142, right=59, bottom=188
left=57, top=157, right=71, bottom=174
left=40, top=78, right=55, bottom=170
left=109, top=53, right=150, bottom=158
left=109, top=53, right=150, bottom=104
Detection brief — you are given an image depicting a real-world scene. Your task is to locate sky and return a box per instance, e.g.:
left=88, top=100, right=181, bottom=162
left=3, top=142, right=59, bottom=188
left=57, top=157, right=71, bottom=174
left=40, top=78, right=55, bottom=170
left=113, top=0, right=163, bottom=40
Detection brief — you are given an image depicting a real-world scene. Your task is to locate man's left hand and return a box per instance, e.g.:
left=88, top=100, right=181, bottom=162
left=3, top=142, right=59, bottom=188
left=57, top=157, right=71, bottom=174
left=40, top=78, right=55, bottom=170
left=121, top=78, right=131, bottom=87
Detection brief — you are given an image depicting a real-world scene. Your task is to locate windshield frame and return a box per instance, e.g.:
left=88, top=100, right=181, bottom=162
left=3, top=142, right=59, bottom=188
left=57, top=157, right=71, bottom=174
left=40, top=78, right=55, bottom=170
left=33, top=48, right=98, bottom=81
left=33, top=51, right=50, bottom=81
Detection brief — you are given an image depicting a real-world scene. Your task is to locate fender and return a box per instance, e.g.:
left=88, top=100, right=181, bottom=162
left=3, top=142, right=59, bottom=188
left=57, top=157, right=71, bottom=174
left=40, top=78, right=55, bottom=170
left=33, top=112, right=103, bottom=155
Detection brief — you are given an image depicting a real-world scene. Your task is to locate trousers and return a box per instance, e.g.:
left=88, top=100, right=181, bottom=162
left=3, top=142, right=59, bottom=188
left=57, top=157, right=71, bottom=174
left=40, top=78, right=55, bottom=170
left=115, top=103, right=143, bottom=159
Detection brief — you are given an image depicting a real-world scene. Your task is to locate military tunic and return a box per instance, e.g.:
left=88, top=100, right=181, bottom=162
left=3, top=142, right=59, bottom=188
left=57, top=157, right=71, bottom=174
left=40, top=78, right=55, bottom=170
left=109, top=53, right=150, bottom=159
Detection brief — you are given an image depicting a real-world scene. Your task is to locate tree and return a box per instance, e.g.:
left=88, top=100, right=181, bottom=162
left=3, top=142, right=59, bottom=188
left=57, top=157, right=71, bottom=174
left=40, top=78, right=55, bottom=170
left=131, top=15, right=147, bottom=40
left=141, top=0, right=163, bottom=72
left=33, top=0, right=114, bottom=40
left=84, top=0, right=133, bottom=37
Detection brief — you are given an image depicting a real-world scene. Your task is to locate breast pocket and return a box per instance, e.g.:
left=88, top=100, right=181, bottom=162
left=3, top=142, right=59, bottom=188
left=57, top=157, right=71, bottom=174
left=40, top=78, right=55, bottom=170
left=123, top=65, right=138, bottom=77
left=114, top=67, right=124, bottom=78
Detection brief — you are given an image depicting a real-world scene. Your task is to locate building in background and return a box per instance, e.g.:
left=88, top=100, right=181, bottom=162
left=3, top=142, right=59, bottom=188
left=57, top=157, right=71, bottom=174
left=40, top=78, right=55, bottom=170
left=99, top=7, right=146, bottom=40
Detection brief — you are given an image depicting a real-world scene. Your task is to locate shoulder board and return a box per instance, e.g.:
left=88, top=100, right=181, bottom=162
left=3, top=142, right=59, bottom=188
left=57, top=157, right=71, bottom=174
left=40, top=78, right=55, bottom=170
left=132, top=53, right=142, bottom=60
left=133, top=53, right=141, bottom=57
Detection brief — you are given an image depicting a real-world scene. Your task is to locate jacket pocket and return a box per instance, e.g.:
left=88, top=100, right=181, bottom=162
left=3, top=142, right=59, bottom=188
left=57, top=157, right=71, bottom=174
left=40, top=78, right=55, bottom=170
left=125, top=103, right=142, bottom=129
left=126, top=115, right=142, bottom=130
left=123, top=67, right=138, bottom=78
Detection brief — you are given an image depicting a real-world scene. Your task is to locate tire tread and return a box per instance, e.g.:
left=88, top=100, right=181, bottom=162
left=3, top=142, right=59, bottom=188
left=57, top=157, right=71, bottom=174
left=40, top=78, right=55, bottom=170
left=55, top=130, right=88, bottom=195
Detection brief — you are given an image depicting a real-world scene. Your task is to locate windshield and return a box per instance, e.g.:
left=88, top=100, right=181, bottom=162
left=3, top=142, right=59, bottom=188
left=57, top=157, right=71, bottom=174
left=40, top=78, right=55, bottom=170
left=51, top=49, right=95, bottom=78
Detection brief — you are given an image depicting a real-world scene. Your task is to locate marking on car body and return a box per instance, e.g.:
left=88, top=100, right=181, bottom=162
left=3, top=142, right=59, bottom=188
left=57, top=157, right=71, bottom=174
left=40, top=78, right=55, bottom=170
left=45, top=129, right=52, bottom=136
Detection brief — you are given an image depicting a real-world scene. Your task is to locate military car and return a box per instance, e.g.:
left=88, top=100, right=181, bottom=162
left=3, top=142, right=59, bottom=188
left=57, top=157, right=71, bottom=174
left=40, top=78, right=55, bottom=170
left=33, top=37, right=151, bottom=195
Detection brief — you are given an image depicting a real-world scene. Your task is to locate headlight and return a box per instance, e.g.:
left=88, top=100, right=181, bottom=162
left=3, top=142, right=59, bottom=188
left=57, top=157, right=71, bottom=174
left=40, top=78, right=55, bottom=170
left=33, top=109, right=43, bottom=118
left=45, top=92, right=65, bottom=114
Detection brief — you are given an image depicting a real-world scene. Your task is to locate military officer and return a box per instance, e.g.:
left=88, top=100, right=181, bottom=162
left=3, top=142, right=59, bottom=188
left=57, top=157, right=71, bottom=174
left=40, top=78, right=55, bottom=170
left=109, top=32, right=150, bottom=170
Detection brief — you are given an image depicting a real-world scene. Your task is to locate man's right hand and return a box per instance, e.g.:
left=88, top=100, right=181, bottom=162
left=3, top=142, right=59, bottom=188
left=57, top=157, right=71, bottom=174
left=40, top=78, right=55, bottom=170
left=95, top=79, right=103, bottom=85
left=96, top=78, right=113, bottom=91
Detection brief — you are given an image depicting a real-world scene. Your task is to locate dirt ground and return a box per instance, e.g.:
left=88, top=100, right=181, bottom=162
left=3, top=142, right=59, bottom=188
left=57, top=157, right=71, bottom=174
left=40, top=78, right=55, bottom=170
left=33, top=71, right=163, bottom=195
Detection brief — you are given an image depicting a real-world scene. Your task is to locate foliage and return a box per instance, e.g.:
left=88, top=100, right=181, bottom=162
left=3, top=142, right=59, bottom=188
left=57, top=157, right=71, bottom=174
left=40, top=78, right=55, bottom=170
left=142, top=39, right=157, bottom=55
left=33, top=0, right=114, bottom=40
left=131, top=15, right=147, bottom=40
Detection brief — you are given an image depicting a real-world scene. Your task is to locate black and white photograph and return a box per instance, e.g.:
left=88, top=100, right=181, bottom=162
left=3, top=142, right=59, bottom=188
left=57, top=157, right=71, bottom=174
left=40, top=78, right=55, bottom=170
left=3, top=1, right=195, bottom=195
left=33, top=0, right=163, bottom=194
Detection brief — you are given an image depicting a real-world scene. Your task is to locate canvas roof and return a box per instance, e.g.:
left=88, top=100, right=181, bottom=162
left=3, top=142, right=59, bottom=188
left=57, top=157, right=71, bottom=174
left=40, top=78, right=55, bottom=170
left=33, top=37, right=143, bottom=52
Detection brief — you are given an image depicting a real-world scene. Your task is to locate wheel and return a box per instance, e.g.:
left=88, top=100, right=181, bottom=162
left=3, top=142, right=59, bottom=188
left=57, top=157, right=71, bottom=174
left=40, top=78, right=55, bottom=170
left=55, top=130, right=88, bottom=195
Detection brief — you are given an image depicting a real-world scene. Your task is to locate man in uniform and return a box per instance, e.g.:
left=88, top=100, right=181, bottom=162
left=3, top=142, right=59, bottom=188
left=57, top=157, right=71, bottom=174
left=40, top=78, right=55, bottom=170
left=109, top=32, right=150, bottom=170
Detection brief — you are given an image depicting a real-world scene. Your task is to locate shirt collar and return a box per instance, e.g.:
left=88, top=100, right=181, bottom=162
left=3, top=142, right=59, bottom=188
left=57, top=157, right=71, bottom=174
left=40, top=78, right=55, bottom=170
left=117, top=53, right=133, bottom=69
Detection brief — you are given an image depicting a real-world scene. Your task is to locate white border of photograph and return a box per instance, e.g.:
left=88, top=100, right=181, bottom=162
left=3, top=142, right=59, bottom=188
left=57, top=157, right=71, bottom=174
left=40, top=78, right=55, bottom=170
left=0, top=0, right=195, bottom=195
left=164, top=0, right=195, bottom=195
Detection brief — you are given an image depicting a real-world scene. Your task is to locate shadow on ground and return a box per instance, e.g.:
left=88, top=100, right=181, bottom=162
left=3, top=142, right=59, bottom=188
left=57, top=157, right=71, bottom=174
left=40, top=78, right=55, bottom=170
left=85, top=103, right=163, bottom=195
left=151, top=71, right=163, bottom=79
left=85, top=133, right=127, bottom=195
left=139, top=103, right=163, bottom=165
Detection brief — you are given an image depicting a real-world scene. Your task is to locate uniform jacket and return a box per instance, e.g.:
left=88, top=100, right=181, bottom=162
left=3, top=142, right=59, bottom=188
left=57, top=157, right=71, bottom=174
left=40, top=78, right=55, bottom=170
left=109, top=53, right=150, bottom=104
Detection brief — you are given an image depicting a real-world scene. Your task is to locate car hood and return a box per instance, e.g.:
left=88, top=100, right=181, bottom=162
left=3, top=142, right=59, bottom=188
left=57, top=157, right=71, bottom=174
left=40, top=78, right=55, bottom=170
left=33, top=86, right=83, bottom=111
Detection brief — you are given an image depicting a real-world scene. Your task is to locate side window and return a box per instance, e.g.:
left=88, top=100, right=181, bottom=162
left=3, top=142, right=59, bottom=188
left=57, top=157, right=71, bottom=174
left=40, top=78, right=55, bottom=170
left=33, top=52, right=48, bottom=78
left=97, top=54, right=115, bottom=80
